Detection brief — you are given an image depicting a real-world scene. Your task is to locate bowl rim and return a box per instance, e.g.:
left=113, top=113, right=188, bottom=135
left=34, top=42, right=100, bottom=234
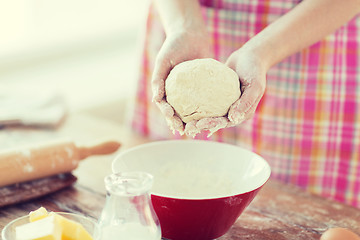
left=112, top=139, right=271, bottom=200
left=1, top=212, right=98, bottom=240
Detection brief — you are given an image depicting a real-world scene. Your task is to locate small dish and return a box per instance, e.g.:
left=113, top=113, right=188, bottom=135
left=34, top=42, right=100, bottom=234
left=2, top=212, right=99, bottom=240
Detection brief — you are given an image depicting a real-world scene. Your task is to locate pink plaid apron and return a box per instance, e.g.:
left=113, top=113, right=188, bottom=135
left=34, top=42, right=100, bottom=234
left=130, top=0, right=360, bottom=208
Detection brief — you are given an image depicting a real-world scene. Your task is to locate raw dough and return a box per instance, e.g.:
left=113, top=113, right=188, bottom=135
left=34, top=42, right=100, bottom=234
left=165, top=58, right=241, bottom=123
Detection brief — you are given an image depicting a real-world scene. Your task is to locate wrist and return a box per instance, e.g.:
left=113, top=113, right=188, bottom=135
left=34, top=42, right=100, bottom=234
left=236, top=43, right=272, bottom=74
left=167, top=26, right=208, bottom=43
left=166, top=15, right=207, bottom=36
left=239, top=38, right=276, bottom=72
left=155, top=0, right=206, bottom=36
left=165, top=19, right=210, bottom=48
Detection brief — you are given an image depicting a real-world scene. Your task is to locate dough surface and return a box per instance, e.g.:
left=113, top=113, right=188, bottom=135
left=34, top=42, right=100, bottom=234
left=165, top=58, right=241, bottom=123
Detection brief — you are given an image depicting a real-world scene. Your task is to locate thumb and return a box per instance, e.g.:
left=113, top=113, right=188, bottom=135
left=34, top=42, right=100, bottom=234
left=228, top=84, right=262, bottom=125
left=151, top=56, right=172, bottom=102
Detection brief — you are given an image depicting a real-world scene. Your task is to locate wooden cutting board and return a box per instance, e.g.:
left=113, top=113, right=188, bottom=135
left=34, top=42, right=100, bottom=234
left=0, top=173, right=77, bottom=208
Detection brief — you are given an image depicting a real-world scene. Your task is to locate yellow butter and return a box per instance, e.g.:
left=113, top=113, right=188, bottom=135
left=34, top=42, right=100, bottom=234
left=29, top=207, right=49, bottom=222
left=49, top=213, right=93, bottom=240
left=16, top=208, right=93, bottom=240
left=16, top=215, right=61, bottom=240
left=73, top=223, right=93, bottom=240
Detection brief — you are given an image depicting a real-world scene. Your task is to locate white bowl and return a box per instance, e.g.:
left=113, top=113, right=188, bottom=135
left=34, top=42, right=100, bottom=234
left=112, top=140, right=271, bottom=240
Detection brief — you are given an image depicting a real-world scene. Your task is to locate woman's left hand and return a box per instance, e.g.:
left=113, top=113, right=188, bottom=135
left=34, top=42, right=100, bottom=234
left=223, top=48, right=268, bottom=126
left=184, top=48, right=268, bottom=136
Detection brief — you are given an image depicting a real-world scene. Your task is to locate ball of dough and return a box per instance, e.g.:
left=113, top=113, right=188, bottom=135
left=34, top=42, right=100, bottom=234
left=165, top=58, right=241, bottom=123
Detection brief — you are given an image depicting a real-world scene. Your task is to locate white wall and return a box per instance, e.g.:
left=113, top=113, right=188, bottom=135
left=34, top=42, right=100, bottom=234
left=0, top=0, right=150, bottom=112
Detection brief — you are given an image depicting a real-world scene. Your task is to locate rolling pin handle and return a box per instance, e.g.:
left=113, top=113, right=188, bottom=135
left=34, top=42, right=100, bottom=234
left=77, top=141, right=121, bottom=160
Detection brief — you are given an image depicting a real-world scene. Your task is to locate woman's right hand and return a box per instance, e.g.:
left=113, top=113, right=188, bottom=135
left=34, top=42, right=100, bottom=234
left=151, top=28, right=213, bottom=134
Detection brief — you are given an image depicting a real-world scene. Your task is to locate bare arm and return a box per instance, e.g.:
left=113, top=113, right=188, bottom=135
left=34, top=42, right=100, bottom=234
left=152, top=0, right=360, bottom=134
left=227, top=0, right=360, bottom=125
left=152, top=0, right=212, bottom=134
left=154, top=0, right=205, bottom=35
left=242, top=0, right=360, bottom=70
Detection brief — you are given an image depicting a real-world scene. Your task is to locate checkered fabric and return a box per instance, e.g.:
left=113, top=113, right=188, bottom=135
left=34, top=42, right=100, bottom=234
left=130, top=0, right=360, bottom=208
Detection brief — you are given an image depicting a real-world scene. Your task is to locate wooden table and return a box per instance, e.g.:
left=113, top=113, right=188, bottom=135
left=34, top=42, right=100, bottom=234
left=1, top=114, right=359, bottom=239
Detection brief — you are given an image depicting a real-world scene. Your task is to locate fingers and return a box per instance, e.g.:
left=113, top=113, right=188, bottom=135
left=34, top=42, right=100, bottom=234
left=151, top=54, right=173, bottom=103
left=196, top=117, right=228, bottom=131
left=184, top=120, right=200, bottom=138
left=166, top=115, right=185, bottom=135
left=156, top=100, right=174, bottom=118
left=225, top=53, right=236, bottom=72
left=152, top=78, right=165, bottom=103
left=184, top=117, right=229, bottom=137
left=157, top=100, right=184, bottom=135
left=199, top=117, right=229, bottom=137
left=226, top=48, right=268, bottom=127
left=228, top=81, right=264, bottom=125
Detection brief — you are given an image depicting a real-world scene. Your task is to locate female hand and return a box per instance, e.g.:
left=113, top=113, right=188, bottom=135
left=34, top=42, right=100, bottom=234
left=185, top=48, right=268, bottom=136
left=151, top=28, right=212, bottom=134
left=225, top=48, right=268, bottom=126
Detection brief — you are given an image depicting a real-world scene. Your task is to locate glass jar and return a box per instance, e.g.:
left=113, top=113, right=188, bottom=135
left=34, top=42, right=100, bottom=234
left=98, top=172, right=161, bottom=240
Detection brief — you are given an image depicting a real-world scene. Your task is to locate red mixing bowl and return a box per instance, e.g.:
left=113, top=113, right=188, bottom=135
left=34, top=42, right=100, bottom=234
left=112, top=140, right=271, bottom=240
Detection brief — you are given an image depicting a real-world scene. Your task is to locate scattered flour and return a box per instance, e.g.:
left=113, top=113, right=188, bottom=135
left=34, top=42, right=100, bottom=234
left=23, top=163, right=34, bottom=173
left=17, top=149, right=31, bottom=158
left=65, top=147, right=73, bottom=158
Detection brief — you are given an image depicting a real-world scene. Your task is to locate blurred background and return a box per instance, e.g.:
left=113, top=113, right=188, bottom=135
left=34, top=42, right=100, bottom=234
left=0, top=0, right=149, bottom=124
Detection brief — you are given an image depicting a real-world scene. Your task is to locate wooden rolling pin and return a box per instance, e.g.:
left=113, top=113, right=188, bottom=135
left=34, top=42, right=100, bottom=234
left=0, top=139, right=121, bottom=187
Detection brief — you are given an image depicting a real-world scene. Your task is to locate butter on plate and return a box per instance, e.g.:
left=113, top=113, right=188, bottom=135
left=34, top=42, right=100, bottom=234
left=15, top=215, right=61, bottom=240
left=15, top=207, right=93, bottom=240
